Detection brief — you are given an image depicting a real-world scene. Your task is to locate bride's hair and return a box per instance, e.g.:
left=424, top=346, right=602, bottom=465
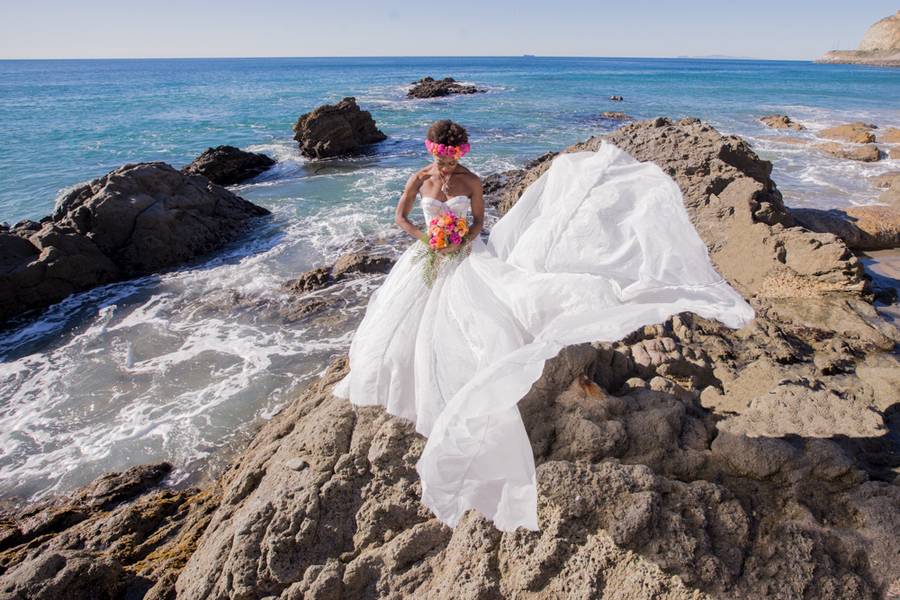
left=427, top=119, right=468, bottom=147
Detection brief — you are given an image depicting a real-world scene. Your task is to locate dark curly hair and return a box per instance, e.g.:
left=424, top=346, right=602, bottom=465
left=426, top=119, right=468, bottom=146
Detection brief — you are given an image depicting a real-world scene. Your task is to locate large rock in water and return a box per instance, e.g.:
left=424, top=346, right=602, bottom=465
left=817, top=10, right=900, bottom=67
left=406, top=76, right=485, bottom=99
left=4, top=118, right=899, bottom=600
left=182, top=145, right=275, bottom=185
left=292, top=96, right=387, bottom=159
left=0, top=162, right=269, bottom=323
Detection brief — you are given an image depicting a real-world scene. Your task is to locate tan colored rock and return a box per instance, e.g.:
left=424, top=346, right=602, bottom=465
left=871, top=170, right=900, bottom=189
left=791, top=204, right=900, bottom=250
left=760, top=114, right=805, bottom=130
left=858, top=9, right=900, bottom=51
left=818, top=123, right=876, bottom=144
left=816, top=141, right=881, bottom=162
left=891, top=146, right=900, bottom=159
left=876, top=127, right=900, bottom=143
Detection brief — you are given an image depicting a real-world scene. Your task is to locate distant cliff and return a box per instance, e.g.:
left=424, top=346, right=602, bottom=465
left=817, top=10, right=900, bottom=67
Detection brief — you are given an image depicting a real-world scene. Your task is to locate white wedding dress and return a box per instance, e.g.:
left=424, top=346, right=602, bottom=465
left=332, top=140, right=755, bottom=532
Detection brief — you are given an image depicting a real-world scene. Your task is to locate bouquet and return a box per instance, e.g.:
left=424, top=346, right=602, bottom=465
left=411, top=209, right=472, bottom=287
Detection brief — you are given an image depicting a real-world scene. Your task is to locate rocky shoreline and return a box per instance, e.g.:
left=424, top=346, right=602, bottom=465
left=1, top=117, right=897, bottom=599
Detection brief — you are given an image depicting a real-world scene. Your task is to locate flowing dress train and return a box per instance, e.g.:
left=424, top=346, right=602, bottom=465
left=332, top=140, right=755, bottom=531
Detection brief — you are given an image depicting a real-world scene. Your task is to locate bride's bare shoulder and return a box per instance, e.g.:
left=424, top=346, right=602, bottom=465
left=457, top=167, right=482, bottom=191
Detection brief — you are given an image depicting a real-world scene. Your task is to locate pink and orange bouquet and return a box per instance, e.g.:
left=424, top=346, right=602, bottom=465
left=425, top=210, right=469, bottom=250
left=412, top=209, right=472, bottom=287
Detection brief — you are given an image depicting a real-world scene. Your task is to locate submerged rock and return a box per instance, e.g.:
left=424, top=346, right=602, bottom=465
left=292, top=97, right=387, bottom=159
left=760, top=114, right=805, bottom=130
left=406, top=76, right=485, bottom=99
left=182, top=145, right=275, bottom=185
left=0, top=162, right=270, bottom=324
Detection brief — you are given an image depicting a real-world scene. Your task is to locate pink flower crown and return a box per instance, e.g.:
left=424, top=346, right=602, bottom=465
left=425, top=138, right=471, bottom=159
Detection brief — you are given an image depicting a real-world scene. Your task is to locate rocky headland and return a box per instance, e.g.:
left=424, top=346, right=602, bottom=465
left=1, top=118, right=899, bottom=600
left=817, top=10, right=900, bottom=67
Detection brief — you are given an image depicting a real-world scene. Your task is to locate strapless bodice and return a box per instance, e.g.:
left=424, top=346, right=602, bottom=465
left=421, top=195, right=471, bottom=220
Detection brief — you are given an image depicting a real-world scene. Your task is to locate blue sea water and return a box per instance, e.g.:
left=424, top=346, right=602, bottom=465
left=0, top=56, right=898, bottom=503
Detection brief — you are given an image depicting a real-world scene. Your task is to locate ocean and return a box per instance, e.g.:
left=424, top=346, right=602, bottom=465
left=0, top=56, right=898, bottom=503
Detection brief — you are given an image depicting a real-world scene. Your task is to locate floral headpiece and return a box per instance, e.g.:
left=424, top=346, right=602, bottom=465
left=425, top=138, right=471, bottom=159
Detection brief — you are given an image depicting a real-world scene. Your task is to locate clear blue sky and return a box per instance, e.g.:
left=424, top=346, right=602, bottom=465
left=1, top=1, right=896, bottom=60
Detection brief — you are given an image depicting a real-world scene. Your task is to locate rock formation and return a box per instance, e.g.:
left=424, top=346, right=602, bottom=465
left=182, top=145, right=275, bottom=185
left=817, top=10, right=900, bottom=67
left=292, top=97, right=387, bottom=159
left=815, top=141, right=881, bottom=162
left=2, top=118, right=899, bottom=600
left=0, top=162, right=270, bottom=324
left=406, top=76, right=485, bottom=99
left=817, top=122, right=877, bottom=144
left=760, top=114, right=805, bottom=130
left=792, top=172, right=900, bottom=250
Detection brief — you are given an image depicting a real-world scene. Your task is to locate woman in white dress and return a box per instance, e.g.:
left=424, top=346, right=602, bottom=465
left=332, top=119, right=755, bottom=532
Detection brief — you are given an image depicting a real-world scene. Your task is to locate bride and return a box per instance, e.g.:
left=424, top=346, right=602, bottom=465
left=332, top=119, right=755, bottom=532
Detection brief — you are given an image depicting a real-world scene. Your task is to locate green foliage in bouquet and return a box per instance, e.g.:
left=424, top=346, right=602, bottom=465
left=411, top=235, right=472, bottom=288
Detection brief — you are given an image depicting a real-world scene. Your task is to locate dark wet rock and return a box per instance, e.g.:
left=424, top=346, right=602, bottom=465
left=609, top=95, right=624, bottom=102
left=406, top=76, right=485, bottom=99
left=0, top=162, right=270, bottom=324
left=292, top=97, right=387, bottom=159
left=284, top=251, right=395, bottom=294
left=182, top=145, right=275, bottom=185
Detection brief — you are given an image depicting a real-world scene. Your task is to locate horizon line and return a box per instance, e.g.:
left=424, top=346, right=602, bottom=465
left=0, top=54, right=815, bottom=62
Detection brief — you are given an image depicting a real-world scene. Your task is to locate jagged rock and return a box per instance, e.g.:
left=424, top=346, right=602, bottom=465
left=0, top=162, right=269, bottom=323
left=292, top=97, right=387, bottom=159
left=760, top=114, right=805, bottom=130
left=284, top=250, right=394, bottom=294
left=0, top=462, right=218, bottom=600
left=407, top=76, right=485, bottom=99
left=817, top=10, right=900, bottom=66
left=817, top=123, right=876, bottom=144
left=182, top=145, right=275, bottom=185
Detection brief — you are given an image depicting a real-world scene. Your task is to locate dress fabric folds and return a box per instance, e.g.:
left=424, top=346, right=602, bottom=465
left=331, top=140, right=755, bottom=531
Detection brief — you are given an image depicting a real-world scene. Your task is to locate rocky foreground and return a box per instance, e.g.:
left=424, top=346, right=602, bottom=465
left=1, top=118, right=899, bottom=600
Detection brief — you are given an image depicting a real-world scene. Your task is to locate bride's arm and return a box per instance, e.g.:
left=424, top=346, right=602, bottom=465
left=464, top=176, right=485, bottom=243
left=394, top=172, right=426, bottom=241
